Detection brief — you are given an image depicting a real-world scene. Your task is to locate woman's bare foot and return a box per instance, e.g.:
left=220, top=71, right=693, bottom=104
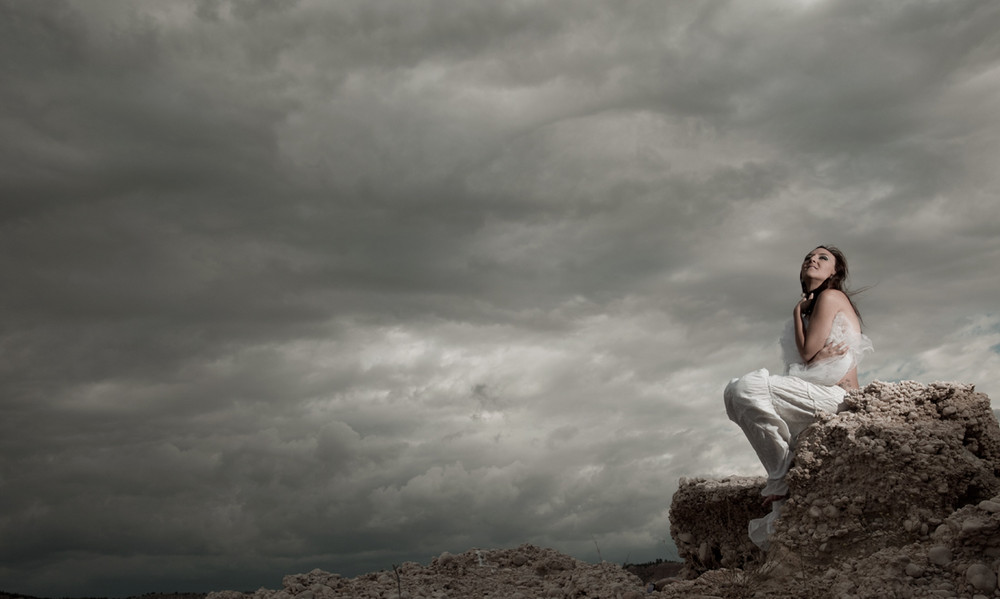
left=762, top=494, right=786, bottom=508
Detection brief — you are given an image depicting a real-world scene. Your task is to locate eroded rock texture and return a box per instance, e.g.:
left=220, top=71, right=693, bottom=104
left=777, top=380, right=1000, bottom=564
left=668, top=475, right=766, bottom=576
left=206, top=545, right=647, bottom=599
left=666, top=380, right=1000, bottom=598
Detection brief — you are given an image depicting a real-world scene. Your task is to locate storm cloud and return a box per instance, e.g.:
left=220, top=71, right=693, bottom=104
left=2, top=0, right=999, bottom=595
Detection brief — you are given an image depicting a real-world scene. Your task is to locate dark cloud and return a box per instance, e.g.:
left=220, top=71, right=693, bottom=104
left=1, top=0, right=999, bottom=595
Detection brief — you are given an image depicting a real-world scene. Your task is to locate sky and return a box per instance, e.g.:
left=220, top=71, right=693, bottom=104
left=2, top=0, right=1000, bottom=596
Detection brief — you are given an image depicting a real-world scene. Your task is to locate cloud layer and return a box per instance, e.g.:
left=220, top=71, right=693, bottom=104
left=2, top=0, right=999, bottom=595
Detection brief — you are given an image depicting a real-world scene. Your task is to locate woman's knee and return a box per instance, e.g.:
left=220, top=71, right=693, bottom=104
left=724, top=370, right=769, bottom=419
left=724, top=377, right=741, bottom=404
left=724, top=377, right=748, bottom=420
left=726, top=370, right=764, bottom=400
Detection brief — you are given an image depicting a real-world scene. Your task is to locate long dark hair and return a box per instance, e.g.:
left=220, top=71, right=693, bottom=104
left=799, top=245, right=864, bottom=325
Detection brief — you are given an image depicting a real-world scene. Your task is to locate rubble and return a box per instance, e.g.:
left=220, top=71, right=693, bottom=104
left=206, top=544, right=646, bottom=599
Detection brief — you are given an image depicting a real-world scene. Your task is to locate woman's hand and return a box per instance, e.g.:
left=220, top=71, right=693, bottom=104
left=810, top=340, right=848, bottom=364
left=794, top=292, right=813, bottom=320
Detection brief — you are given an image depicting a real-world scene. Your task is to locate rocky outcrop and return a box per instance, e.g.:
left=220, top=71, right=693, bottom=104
left=667, top=380, right=1000, bottom=598
left=206, top=545, right=647, bottom=599
left=668, top=475, right=767, bottom=576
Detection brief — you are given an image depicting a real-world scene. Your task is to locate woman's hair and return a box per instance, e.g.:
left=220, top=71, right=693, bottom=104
left=800, top=245, right=864, bottom=325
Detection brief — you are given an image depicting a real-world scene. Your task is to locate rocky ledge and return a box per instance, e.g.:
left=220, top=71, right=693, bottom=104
left=668, top=380, right=1000, bottom=598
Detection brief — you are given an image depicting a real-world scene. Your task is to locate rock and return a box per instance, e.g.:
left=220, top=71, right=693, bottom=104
left=653, top=577, right=682, bottom=590
left=928, top=545, right=953, bottom=566
left=665, top=381, right=1000, bottom=599
left=667, top=475, right=766, bottom=576
left=966, top=563, right=996, bottom=593
left=962, top=518, right=989, bottom=533
left=207, top=545, right=645, bottom=599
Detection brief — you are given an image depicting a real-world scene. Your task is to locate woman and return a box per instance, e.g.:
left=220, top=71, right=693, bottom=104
left=724, top=245, right=873, bottom=549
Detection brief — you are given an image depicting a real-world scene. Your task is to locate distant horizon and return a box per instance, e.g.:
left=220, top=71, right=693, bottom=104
left=3, top=0, right=999, bottom=596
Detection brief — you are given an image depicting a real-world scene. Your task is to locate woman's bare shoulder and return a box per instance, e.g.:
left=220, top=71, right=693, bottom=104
left=817, top=288, right=851, bottom=307
left=813, top=288, right=853, bottom=319
left=818, top=289, right=860, bottom=327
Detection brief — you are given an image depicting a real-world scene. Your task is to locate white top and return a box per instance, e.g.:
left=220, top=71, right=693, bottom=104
left=780, top=312, right=874, bottom=386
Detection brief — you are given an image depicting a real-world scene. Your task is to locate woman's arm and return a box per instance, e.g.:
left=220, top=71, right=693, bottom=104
left=812, top=340, right=848, bottom=364
left=794, top=290, right=850, bottom=363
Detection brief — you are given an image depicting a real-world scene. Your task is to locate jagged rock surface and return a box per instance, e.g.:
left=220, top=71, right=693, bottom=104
left=206, top=545, right=647, bottom=599
left=668, top=475, right=766, bottom=576
left=777, top=380, right=1000, bottom=563
left=666, top=380, right=1000, bottom=598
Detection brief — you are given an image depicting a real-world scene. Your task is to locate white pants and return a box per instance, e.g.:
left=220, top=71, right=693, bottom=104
left=724, top=368, right=845, bottom=497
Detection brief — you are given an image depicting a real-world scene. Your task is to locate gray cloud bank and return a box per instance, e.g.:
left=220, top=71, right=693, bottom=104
left=2, top=0, right=999, bottom=596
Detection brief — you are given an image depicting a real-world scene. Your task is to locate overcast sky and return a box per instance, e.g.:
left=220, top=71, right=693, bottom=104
left=2, top=0, right=1000, bottom=596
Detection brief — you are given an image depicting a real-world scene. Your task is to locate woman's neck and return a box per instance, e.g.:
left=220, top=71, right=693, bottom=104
left=804, top=279, right=826, bottom=293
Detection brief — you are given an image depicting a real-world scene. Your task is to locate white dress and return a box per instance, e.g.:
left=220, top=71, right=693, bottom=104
left=724, top=311, right=873, bottom=549
left=782, top=312, right=873, bottom=386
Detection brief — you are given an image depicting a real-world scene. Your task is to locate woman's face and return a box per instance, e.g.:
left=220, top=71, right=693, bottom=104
left=801, top=247, right=837, bottom=282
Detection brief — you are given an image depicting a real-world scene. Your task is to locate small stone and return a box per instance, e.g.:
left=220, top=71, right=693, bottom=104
left=978, top=500, right=1000, bottom=513
left=905, top=563, right=924, bottom=577
left=677, top=532, right=694, bottom=544
left=966, top=563, right=997, bottom=593
left=963, top=518, right=989, bottom=533
left=698, top=541, right=711, bottom=563
left=928, top=545, right=952, bottom=566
